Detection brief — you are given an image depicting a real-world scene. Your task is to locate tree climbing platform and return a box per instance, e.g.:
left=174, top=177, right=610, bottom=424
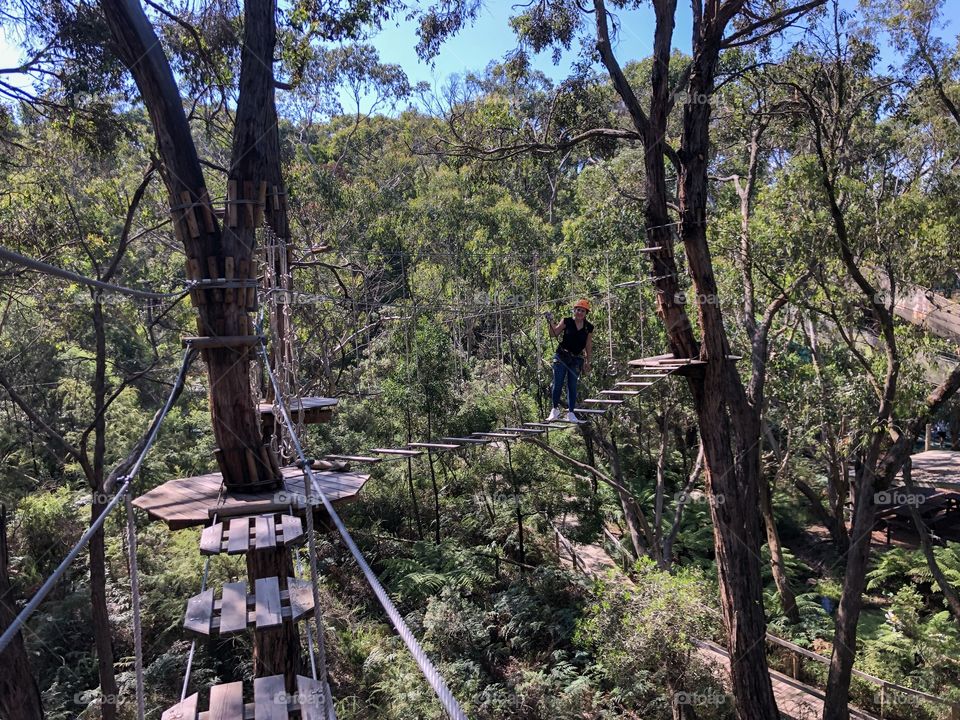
left=162, top=674, right=328, bottom=720
left=132, top=465, right=368, bottom=530
left=258, top=396, right=338, bottom=425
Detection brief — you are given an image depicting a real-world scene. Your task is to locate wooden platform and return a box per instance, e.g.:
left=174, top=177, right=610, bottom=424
left=184, top=576, right=313, bottom=636
left=258, top=396, right=338, bottom=425
left=132, top=465, right=369, bottom=530
left=163, top=675, right=328, bottom=720
left=907, top=450, right=960, bottom=490
left=199, top=514, right=304, bottom=556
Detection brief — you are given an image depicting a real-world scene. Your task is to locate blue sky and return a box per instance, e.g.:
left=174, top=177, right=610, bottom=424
left=1, top=1, right=958, bottom=106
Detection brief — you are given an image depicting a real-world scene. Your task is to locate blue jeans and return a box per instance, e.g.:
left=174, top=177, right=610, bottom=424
left=552, top=354, right=583, bottom=411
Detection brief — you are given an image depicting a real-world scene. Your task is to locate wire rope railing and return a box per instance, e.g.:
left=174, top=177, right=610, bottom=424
left=0, top=347, right=198, bottom=655
left=256, top=338, right=469, bottom=720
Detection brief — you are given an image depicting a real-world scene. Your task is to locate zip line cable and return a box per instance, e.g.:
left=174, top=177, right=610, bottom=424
left=0, top=347, right=198, bottom=655
left=257, top=337, right=469, bottom=720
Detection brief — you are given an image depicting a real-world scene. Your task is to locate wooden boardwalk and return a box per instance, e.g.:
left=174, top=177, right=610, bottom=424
left=909, top=449, right=960, bottom=490
left=133, top=465, right=368, bottom=529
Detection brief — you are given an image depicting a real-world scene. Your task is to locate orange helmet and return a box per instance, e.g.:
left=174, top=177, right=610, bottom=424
left=573, top=298, right=591, bottom=312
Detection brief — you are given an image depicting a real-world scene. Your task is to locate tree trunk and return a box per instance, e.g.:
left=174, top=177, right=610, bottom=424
left=90, top=498, right=119, bottom=720
left=759, top=474, right=800, bottom=623
left=505, top=441, right=525, bottom=566
left=653, top=410, right=670, bottom=568
left=601, top=432, right=654, bottom=561
left=99, top=0, right=272, bottom=491
left=90, top=296, right=119, bottom=720
left=803, top=318, right=850, bottom=552
left=0, top=505, right=45, bottom=720
left=823, top=452, right=881, bottom=720
left=678, top=52, right=779, bottom=720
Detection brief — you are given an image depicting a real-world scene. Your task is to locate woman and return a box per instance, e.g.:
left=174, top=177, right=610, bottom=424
left=545, top=298, right=593, bottom=422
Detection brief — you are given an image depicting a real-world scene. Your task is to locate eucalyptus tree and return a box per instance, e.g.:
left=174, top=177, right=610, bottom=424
left=775, top=10, right=960, bottom=715
left=418, top=1, right=826, bottom=716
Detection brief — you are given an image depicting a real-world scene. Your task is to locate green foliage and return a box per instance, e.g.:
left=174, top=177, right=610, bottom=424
left=13, top=487, right=83, bottom=586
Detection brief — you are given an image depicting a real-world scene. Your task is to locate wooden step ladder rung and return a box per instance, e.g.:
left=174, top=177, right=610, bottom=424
left=162, top=675, right=329, bottom=720
left=409, top=442, right=462, bottom=450
left=615, top=382, right=654, bottom=387
left=573, top=408, right=608, bottom=415
left=585, top=398, right=624, bottom=404
left=472, top=432, right=523, bottom=439
left=183, top=577, right=314, bottom=637
left=440, top=436, right=490, bottom=444
left=200, top=514, right=305, bottom=556
left=323, top=454, right=382, bottom=463
left=208, top=681, right=244, bottom=720
left=499, top=427, right=546, bottom=434
left=369, top=447, right=423, bottom=456
left=600, top=389, right=641, bottom=396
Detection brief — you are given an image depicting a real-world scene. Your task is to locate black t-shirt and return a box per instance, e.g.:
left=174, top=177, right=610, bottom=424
left=558, top=317, right=593, bottom=356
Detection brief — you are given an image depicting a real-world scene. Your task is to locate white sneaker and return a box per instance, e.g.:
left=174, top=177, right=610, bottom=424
left=566, top=411, right=580, bottom=423
left=546, top=407, right=561, bottom=421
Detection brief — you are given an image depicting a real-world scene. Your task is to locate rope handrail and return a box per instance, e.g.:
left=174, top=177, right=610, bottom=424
left=0, top=348, right=197, bottom=655
left=258, top=339, right=469, bottom=720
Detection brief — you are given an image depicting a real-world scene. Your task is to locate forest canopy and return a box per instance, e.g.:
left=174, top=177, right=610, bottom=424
left=1, top=1, right=960, bottom=719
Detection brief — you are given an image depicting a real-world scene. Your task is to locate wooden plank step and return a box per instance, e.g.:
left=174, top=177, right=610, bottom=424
left=499, top=427, right=546, bottom=434
left=369, top=447, right=423, bottom=457
left=409, top=442, right=461, bottom=450
left=600, top=389, right=640, bottom=396
left=523, top=422, right=565, bottom=429
left=323, top=454, right=382, bottom=463
left=585, top=398, right=624, bottom=404
left=208, top=680, right=244, bottom=720
left=254, top=675, right=286, bottom=720
left=296, top=675, right=328, bottom=720
left=183, top=577, right=314, bottom=637
left=161, top=692, right=198, bottom=720
left=573, top=408, right=608, bottom=415
left=473, top=432, right=523, bottom=439
left=441, top=436, right=490, bottom=444
left=199, top=514, right=305, bottom=556
left=630, top=373, right=669, bottom=378
left=162, top=675, right=327, bottom=720
left=615, top=382, right=654, bottom=387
